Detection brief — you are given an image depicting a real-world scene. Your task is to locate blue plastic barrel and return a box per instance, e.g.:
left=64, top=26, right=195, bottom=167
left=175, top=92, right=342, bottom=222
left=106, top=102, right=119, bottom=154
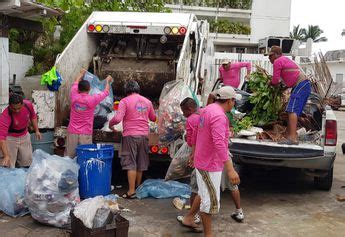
left=76, top=144, right=114, bottom=199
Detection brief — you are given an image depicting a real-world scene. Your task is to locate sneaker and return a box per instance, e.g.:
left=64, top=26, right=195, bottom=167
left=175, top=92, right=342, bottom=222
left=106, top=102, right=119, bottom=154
left=194, top=214, right=201, bottom=224
left=231, top=212, right=244, bottom=223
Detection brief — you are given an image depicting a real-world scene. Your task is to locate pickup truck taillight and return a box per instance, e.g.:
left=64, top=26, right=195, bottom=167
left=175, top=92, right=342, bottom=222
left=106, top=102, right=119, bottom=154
left=325, top=120, right=337, bottom=146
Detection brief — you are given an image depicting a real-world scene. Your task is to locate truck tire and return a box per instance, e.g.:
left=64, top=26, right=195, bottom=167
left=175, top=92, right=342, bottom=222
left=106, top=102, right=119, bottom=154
left=314, top=167, right=333, bottom=191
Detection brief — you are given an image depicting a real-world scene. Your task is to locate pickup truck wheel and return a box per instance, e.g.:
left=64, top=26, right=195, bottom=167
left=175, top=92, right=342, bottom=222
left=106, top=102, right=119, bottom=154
left=314, top=167, right=333, bottom=191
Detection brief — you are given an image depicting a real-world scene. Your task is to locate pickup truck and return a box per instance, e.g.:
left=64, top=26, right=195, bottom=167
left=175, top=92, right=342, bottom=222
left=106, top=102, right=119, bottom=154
left=214, top=81, right=337, bottom=191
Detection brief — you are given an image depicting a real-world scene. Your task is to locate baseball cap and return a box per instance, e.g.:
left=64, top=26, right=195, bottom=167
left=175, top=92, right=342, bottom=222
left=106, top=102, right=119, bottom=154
left=214, top=86, right=242, bottom=100
left=264, top=45, right=282, bottom=56
left=221, top=59, right=230, bottom=65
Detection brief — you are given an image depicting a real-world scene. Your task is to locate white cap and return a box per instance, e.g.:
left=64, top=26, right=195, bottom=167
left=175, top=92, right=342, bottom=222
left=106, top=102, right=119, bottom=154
left=221, top=59, right=230, bottom=65
left=214, top=86, right=242, bottom=100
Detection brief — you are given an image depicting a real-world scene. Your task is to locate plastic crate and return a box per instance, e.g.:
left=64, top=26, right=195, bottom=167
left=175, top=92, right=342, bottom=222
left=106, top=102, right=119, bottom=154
left=71, top=211, right=129, bottom=237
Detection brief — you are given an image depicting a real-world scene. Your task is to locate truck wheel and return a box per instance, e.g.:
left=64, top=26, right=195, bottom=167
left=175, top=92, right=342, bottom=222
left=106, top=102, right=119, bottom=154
left=314, top=167, right=333, bottom=191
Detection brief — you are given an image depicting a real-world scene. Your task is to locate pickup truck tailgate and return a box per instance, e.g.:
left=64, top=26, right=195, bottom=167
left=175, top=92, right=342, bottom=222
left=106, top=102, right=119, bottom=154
left=230, top=138, right=324, bottom=158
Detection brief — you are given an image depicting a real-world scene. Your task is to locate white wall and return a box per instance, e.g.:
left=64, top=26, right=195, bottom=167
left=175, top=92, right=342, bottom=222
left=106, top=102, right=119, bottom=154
left=0, top=37, right=9, bottom=112
left=250, top=0, right=291, bottom=43
left=9, top=52, right=33, bottom=84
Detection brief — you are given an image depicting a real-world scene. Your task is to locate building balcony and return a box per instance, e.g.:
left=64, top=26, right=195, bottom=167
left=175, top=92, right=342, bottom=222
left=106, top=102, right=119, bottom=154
left=165, top=4, right=251, bottom=23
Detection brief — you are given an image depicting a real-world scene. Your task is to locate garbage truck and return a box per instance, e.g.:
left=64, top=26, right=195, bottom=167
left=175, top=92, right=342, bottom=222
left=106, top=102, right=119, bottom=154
left=54, top=11, right=211, bottom=159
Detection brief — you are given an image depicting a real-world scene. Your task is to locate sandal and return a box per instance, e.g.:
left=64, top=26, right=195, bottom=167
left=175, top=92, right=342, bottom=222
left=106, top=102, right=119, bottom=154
left=122, top=192, right=136, bottom=199
left=278, top=138, right=299, bottom=145
left=177, top=216, right=203, bottom=233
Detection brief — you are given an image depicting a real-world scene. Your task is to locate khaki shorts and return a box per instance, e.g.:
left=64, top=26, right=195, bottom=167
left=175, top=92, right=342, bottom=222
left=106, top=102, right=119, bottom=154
left=120, top=136, right=149, bottom=171
left=0, top=133, right=32, bottom=168
left=65, top=133, right=92, bottom=158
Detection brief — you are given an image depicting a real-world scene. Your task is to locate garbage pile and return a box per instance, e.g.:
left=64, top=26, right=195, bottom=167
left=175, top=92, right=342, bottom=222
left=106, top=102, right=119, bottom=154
left=233, top=66, right=323, bottom=143
left=0, top=168, right=29, bottom=217
left=158, top=80, right=197, bottom=144
left=72, top=195, right=119, bottom=229
left=25, top=149, right=80, bottom=228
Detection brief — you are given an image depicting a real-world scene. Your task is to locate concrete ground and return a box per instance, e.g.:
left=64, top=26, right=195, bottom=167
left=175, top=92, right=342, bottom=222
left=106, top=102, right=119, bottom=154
left=1, top=111, right=345, bottom=237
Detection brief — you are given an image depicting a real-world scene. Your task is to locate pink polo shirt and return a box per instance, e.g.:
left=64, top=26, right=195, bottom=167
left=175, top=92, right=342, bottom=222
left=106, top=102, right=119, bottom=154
left=186, top=111, right=200, bottom=147
left=109, top=93, right=156, bottom=137
left=194, top=103, right=230, bottom=172
left=67, top=82, right=109, bottom=135
left=0, top=100, right=37, bottom=140
left=271, top=56, right=300, bottom=88
left=219, top=62, right=251, bottom=88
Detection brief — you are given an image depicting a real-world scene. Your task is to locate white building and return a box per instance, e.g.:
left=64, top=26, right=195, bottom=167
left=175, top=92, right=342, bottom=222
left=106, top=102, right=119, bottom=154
left=166, top=0, right=292, bottom=53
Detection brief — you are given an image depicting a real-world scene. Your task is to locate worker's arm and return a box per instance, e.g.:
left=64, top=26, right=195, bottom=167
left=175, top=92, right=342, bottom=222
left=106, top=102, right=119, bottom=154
left=75, top=69, right=87, bottom=83
left=0, top=140, right=10, bottom=167
left=210, top=115, right=230, bottom=164
left=148, top=102, right=156, bottom=122
left=89, top=76, right=112, bottom=107
left=238, top=62, right=252, bottom=80
left=0, top=112, right=10, bottom=167
left=270, top=61, right=282, bottom=86
left=218, top=67, right=223, bottom=81
left=109, top=100, right=126, bottom=127
left=27, top=102, right=41, bottom=140
left=224, top=159, right=240, bottom=185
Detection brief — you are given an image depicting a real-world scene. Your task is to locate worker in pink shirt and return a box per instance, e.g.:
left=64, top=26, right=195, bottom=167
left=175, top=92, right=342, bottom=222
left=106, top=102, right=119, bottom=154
left=180, top=86, right=241, bottom=236
left=0, top=93, right=41, bottom=168
left=109, top=80, right=156, bottom=199
left=176, top=97, right=201, bottom=226
left=218, top=59, right=251, bottom=88
left=266, top=46, right=311, bottom=145
left=66, top=69, right=113, bottom=158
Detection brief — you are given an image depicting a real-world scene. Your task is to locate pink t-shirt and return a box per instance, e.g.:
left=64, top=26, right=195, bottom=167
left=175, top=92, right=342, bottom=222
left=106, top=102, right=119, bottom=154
left=194, top=103, right=230, bottom=172
left=271, top=56, right=300, bottom=88
left=67, top=82, right=109, bottom=135
left=186, top=111, right=200, bottom=147
left=0, top=100, right=37, bottom=140
left=219, top=62, right=251, bottom=88
left=109, top=93, right=156, bottom=137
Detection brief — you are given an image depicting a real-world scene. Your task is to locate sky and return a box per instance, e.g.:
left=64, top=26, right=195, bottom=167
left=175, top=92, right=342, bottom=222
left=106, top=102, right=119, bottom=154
left=290, top=0, right=345, bottom=53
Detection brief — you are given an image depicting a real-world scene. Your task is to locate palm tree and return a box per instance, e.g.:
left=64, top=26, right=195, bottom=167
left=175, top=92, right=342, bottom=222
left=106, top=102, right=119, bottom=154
left=290, top=25, right=306, bottom=41
left=303, top=25, right=328, bottom=42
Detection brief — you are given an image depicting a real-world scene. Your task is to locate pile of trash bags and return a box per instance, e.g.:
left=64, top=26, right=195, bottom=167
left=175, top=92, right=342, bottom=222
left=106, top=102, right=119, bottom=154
left=0, top=168, right=29, bottom=217
left=165, top=142, right=193, bottom=181
left=25, top=149, right=80, bottom=228
left=72, top=195, right=119, bottom=229
left=158, top=80, right=197, bottom=144
left=136, top=179, right=191, bottom=199
left=83, top=71, right=114, bottom=119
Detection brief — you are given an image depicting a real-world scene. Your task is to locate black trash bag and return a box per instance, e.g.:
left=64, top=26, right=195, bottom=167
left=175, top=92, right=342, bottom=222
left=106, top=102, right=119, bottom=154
left=93, top=115, right=108, bottom=129
left=234, top=89, right=254, bottom=114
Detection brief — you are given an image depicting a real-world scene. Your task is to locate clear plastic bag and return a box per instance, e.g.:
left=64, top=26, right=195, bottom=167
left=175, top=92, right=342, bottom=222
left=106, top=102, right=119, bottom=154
left=136, top=179, right=191, bottom=199
left=25, top=149, right=80, bottom=228
left=83, top=72, right=114, bottom=118
left=158, top=80, right=196, bottom=144
left=165, top=143, right=193, bottom=181
left=0, top=167, right=29, bottom=217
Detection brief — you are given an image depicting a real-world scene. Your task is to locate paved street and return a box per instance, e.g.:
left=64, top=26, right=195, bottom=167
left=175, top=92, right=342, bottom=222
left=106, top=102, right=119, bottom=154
left=1, top=111, right=345, bottom=237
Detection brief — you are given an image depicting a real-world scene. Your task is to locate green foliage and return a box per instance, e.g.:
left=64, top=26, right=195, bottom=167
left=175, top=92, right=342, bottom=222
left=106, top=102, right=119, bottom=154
left=233, top=116, right=253, bottom=133
left=209, top=19, right=250, bottom=34
left=247, top=70, right=283, bottom=126
left=11, top=0, right=168, bottom=75
left=233, top=69, right=283, bottom=133
left=290, top=24, right=327, bottom=43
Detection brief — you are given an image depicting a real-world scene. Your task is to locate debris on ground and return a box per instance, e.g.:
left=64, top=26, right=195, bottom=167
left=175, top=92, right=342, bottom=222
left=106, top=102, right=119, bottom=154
left=136, top=179, right=191, bottom=199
